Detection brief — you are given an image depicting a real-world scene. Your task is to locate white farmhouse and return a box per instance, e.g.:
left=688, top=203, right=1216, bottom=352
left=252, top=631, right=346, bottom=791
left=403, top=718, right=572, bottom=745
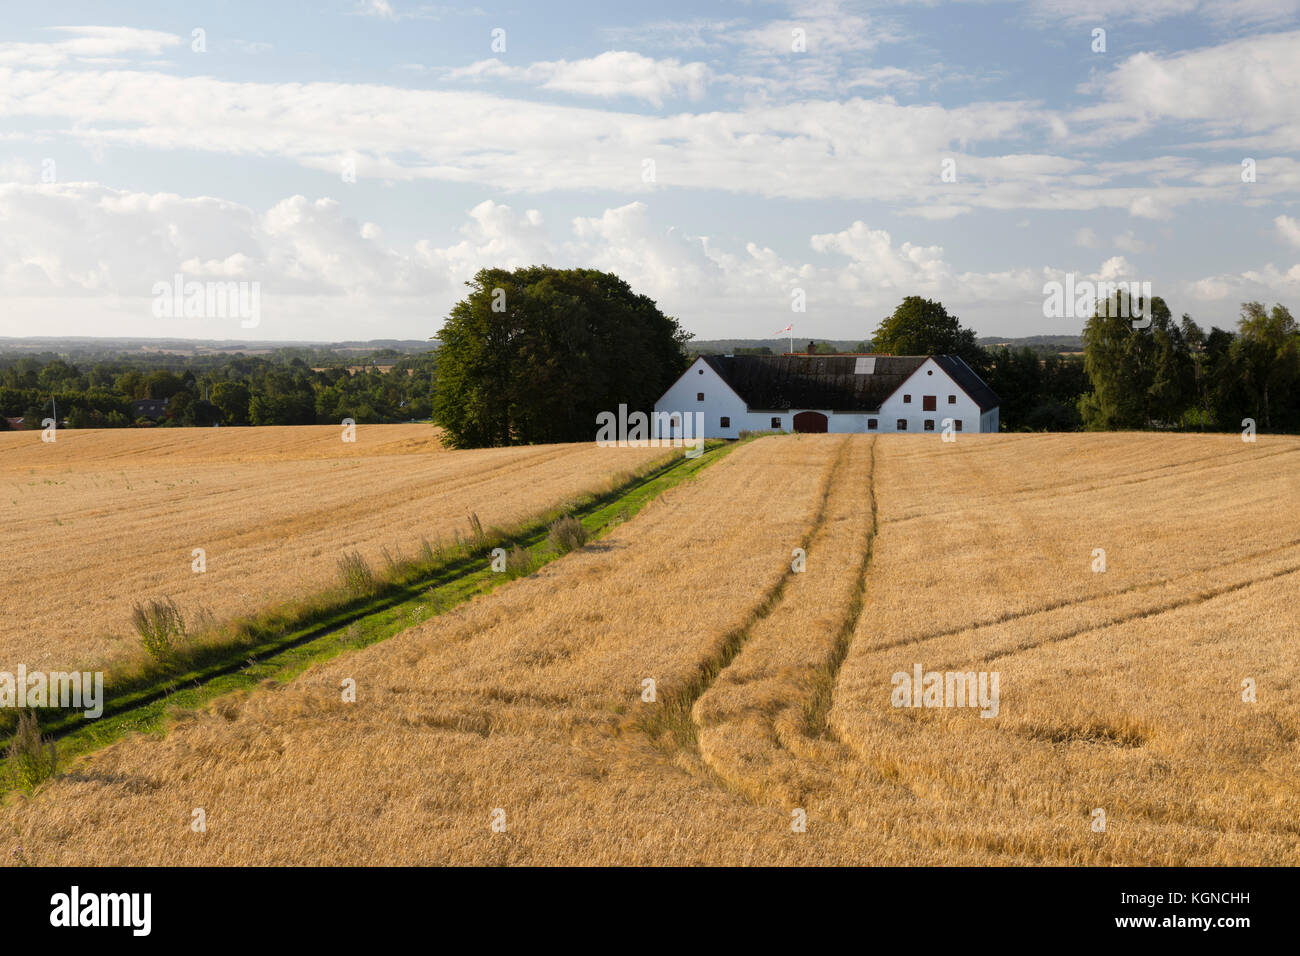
left=654, top=354, right=1000, bottom=437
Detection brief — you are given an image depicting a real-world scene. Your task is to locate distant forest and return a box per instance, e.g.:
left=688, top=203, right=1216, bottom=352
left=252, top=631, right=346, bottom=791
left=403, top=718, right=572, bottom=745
left=0, top=346, right=436, bottom=429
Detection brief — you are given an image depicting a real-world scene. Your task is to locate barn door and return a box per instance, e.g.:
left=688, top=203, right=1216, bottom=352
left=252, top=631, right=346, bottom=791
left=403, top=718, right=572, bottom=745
left=792, top=411, right=828, bottom=433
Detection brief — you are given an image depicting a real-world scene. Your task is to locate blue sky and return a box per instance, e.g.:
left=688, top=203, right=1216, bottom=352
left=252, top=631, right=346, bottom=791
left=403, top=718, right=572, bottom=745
left=1, top=0, right=1298, bottom=342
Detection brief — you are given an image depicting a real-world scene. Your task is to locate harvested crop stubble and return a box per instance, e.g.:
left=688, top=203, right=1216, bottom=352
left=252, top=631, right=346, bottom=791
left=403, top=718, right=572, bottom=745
left=3, top=433, right=1297, bottom=866
left=827, top=432, right=1300, bottom=864
left=0, top=435, right=871, bottom=865
left=0, top=425, right=672, bottom=671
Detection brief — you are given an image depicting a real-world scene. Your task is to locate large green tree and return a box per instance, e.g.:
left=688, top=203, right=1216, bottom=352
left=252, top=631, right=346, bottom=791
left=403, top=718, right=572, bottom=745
left=1231, top=302, right=1299, bottom=431
left=872, top=296, right=987, bottom=372
left=211, top=381, right=251, bottom=425
left=432, top=267, right=691, bottom=447
left=1080, top=292, right=1192, bottom=429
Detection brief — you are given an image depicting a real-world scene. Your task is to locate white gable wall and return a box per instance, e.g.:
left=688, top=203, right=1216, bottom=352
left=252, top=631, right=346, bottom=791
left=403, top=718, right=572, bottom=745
left=654, top=357, right=757, bottom=438
left=876, top=358, right=988, bottom=434
left=654, top=356, right=998, bottom=438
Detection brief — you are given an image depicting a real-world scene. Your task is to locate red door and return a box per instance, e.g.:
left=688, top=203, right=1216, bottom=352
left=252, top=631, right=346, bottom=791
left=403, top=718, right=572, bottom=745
left=792, top=411, right=828, bottom=433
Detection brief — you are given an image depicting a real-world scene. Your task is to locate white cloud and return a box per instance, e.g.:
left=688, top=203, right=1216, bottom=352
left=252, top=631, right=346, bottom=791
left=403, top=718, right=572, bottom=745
left=1187, top=261, right=1300, bottom=304
left=1030, top=0, right=1299, bottom=25
left=811, top=221, right=951, bottom=290
left=1114, top=231, right=1152, bottom=253
left=0, top=65, right=1070, bottom=207
left=1, top=26, right=1292, bottom=218
left=0, top=26, right=180, bottom=68
left=1076, top=31, right=1300, bottom=151
left=353, top=1, right=469, bottom=21
left=1275, top=214, right=1300, bottom=247
left=0, top=182, right=1072, bottom=340
left=446, top=52, right=712, bottom=106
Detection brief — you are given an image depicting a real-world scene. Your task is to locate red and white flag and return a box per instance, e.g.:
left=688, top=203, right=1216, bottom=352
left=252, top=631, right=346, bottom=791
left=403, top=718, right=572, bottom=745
left=774, top=323, right=793, bottom=335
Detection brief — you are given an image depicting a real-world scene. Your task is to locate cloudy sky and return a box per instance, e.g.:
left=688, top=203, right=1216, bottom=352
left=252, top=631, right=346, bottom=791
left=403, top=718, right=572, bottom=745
left=1, top=0, right=1298, bottom=343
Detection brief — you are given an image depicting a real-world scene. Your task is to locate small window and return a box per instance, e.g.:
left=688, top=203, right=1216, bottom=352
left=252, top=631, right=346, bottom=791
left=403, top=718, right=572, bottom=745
left=923, top=395, right=936, bottom=411
left=698, top=368, right=704, bottom=374
left=720, top=416, right=730, bottom=428
left=896, top=419, right=907, bottom=431
left=771, top=417, right=782, bottom=429
left=926, top=369, right=933, bottom=376
left=867, top=418, right=877, bottom=430
left=903, top=394, right=911, bottom=404
left=954, top=419, right=963, bottom=432
left=697, top=392, right=704, bottom=401
left=948, top=394, right=957, bottom=404
left=924, top=419, right=935, bottom=431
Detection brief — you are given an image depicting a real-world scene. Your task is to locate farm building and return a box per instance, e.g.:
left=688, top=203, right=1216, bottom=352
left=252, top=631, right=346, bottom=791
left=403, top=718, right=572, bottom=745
left=654, top=354, right=1000, bottom=437
left=130, top=398, right=169, bottom=421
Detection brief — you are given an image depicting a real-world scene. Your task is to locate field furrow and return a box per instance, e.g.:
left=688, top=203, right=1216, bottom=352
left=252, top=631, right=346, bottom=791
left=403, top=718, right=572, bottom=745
left=691, top=435, right=875, bottom=805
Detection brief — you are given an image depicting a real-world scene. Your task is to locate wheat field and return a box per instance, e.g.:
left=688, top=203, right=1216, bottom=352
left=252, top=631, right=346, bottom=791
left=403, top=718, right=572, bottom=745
left=2, top=431, right=1297, bottom=865
left=0, top=425, right=672, bottom=671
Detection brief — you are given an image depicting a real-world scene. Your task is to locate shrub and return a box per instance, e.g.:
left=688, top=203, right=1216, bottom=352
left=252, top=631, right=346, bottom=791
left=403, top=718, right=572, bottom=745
left=5, top=710, right=57, bottom=792
left=547, top=515, right=588, bottom=554
left=131, top=597, right=187, bottom=664
left=337, top=550, right=376, bottom=594
left=504, top=544, right=535, bottom=579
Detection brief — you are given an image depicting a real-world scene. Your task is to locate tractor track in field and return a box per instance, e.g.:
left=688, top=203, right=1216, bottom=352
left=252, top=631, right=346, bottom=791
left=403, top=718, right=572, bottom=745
left=634, top=434, right=854, bottom=753
left=863, top=535, right=1300, bottom=659
left=636, top=434, right=885, bottom=771
left=801, top=434, right=878, bottom=739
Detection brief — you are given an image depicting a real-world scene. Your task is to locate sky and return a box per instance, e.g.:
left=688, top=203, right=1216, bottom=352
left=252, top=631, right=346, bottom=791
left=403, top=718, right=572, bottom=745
left=0, top=0, right=1298, bottom=343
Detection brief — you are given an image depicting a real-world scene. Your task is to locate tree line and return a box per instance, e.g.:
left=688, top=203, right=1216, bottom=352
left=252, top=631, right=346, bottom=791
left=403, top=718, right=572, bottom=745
left=871, top=294, right=1299, bottom=433
left=4, top=271, right=1295, bottom=439
left=0, top=350, right=436, bottom=429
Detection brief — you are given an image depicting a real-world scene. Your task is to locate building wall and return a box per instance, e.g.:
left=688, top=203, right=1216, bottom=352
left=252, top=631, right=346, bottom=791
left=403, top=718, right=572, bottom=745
left=654, top=356, right=999, bottom=438
left=654, top=358, right=755, bottom=439
left=876, top=358, right=989, bottom=434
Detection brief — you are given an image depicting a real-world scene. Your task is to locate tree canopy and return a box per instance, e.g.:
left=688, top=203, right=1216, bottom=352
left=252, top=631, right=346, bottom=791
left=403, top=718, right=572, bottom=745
left=1078, top=295, right=1300, bottom=432
left=432, top=266, right=691, bottom=447
left=872, top=296, right=986, bottom=371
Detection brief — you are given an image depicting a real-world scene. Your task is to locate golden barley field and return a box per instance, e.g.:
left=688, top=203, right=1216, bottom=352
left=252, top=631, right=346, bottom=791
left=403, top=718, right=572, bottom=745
left=0, top=425, right=672, bottom=671
left=3, top=431, right=1298, bottom=866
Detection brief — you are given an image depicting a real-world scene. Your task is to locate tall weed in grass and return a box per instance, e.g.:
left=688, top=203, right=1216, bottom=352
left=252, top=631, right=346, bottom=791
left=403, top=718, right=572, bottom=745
left=5, top=710, right=57, bottom=792
left=337, top=551, right=376, bottom=595
left=131, top=597, right=187, bottom=665
left=467, top=512, right=489, bottom=555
